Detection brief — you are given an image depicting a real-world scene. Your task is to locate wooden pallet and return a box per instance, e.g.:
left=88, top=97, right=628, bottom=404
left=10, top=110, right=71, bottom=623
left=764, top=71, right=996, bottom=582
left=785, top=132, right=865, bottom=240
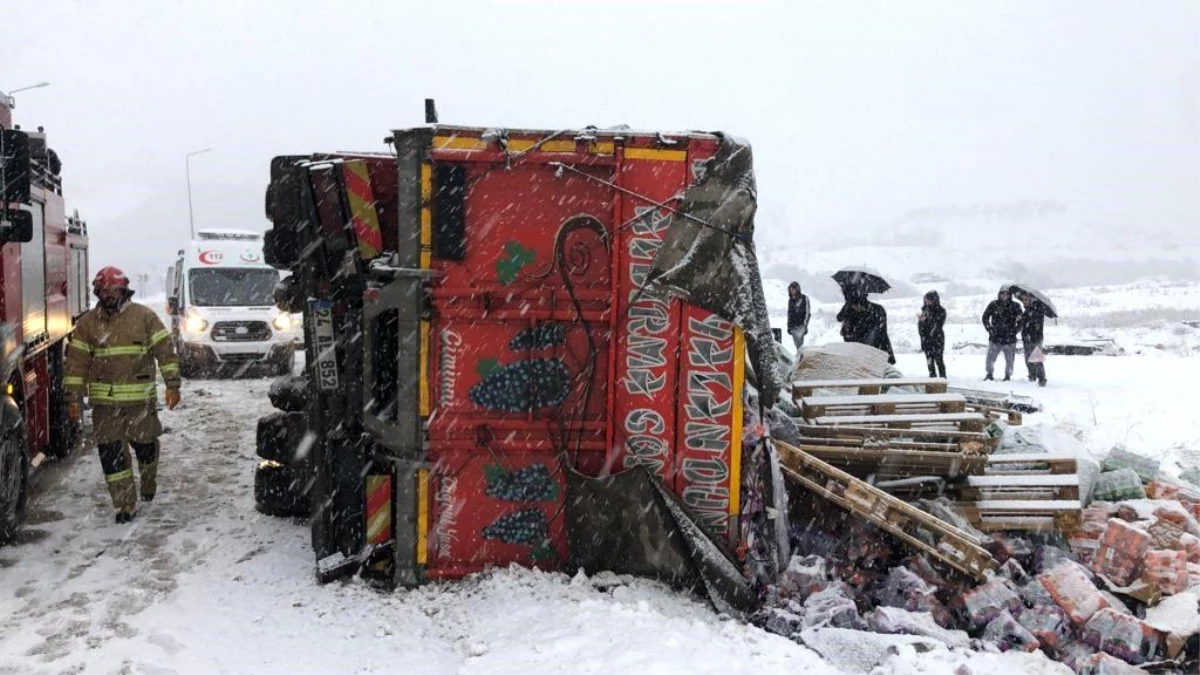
left=776, top=441, right=998, bottom=582
left=953, top=453, right=1082, bottom=533
left=797, top=424, right=993, bottom=453
left=797, top=443, right=987, bottom=480
left=965, top=403, right=1024, bottom=426
left=793, top=377, right=949, bottom=399
left=801, top=393, right=967, bottom=419
left=809, top=411, right=987, bottom=433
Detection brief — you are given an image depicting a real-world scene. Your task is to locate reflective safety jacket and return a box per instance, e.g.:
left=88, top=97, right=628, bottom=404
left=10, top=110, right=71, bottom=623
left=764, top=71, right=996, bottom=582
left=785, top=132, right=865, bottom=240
left=64, top=302, right=181, bottom=406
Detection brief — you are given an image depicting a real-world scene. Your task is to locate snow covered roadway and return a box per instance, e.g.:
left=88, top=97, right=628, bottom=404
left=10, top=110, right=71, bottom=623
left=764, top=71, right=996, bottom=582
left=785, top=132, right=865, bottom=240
left=6, top=351, right=1195, bottom=673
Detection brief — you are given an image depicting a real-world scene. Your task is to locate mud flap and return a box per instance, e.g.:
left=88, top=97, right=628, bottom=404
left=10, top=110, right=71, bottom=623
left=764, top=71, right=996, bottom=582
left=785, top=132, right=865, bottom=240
left=566, top=466, right=756, bottom=618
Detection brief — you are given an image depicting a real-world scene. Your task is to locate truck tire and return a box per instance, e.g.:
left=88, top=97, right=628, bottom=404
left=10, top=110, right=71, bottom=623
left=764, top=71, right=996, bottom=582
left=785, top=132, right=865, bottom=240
left=256, top=410, right=309, bottom=463
left=0, top=425, right=29, bottom=542
left=254, top=461, right=310, bottom=517
left=268, top=375, right=307, bottom=413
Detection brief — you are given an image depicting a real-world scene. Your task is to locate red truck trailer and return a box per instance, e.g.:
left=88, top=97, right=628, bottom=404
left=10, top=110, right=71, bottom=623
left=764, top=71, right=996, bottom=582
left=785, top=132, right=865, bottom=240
left=257, top=118, right=783, bottom=604
left=0, top=94, right=89, bottom=539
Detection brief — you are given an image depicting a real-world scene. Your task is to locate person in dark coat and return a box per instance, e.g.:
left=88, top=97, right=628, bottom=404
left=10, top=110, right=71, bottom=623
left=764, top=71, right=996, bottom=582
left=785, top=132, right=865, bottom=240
left=981, top=286, right=1022, bottom=381
left=918, top=290, right=946, bottom=378
left=786, top=282, right=811, bottom=352
left=1016, top=290, right=1049, bottom=386
left=837, top=289, right=895, bottom=364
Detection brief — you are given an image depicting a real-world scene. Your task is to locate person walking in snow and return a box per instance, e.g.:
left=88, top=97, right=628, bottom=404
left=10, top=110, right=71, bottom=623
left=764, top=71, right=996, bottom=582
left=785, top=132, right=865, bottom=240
left=786, top=281, right=811, bottom=353
left=65, top=267, right=182, bottom=523
left=837, top=289, right=895, bottom=364
left=1016, top=290, right=1049, bottom=387
left=918, top=291, right=946, bottom=378
left=981, top=286, right=1021, bottom=381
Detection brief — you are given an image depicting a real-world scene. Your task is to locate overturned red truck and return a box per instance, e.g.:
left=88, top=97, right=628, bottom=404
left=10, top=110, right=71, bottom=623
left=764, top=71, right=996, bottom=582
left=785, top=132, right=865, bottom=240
left=257, top=117, right=784, bottom=604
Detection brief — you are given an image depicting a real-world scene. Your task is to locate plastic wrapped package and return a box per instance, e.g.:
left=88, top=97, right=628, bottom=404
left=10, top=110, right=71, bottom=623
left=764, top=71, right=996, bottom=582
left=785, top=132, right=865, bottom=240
left=962, top=578, right=1022, bottom=629
left=1034, top=543, right=1080, bottom=575
left=1081, top=608, right=1161, bottom=665
left=1093, top=469, right=1146, bottom=502
left=998, top=558, right=1030, bottom=586
left=1151, top=503, right=1195, bottom=530
left=1057, top=639, right=1099, bottom=672
left=1077, top=652, right=1148, bottom=675
left=874, top=567, right=935, bottom=611
left=765, top=408, right=801, bottom=444
left=1077, top=455, right=1102, bottom=507
left=989, top=533, right=1033, bottom=564
left=754, top=607, right=804, bottom=637
left=981, top=610, right=1040, bottom=653
left=1177, top=533, right=1200, bottom=564
left=778, top=555, right=828, bottom=600
left=1016, top=604, right=1072, bottom=650
left=1148, top=519, right=1185, bottom=550
left=1040, top=562, right=1110, bottom=625
left=1145, top=480, right=1179, bottom=500
left=1021, top=576, right=1057, bottom=608
left=802, top=583, right=861, bottom=630
left=864, top=607, right=970, bottom=648
left=1143, top=549, right=1188, bottom=595
left=1092, top=519, right=1151, bottom=587
left=1102, top=446, right=1160, bottom=483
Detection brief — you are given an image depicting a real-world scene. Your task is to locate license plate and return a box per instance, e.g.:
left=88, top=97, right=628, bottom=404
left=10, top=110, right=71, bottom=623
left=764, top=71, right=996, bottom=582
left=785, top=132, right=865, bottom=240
left=309, top=299, right=340, bottom=391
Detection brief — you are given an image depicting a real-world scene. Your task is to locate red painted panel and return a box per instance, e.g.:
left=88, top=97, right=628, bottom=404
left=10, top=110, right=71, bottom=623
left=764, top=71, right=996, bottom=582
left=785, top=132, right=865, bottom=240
left=426, top=449, right=571, bottom=576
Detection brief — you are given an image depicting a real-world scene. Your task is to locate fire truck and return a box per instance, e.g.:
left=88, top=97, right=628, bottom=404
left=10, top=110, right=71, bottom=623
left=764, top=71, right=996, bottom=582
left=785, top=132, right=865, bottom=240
left=0, top=92, right=90, bottom=540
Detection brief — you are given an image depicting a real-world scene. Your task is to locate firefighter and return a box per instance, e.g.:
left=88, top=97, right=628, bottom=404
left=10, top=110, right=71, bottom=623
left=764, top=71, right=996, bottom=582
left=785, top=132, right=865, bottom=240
left=64, top=266, right=182, bottom=523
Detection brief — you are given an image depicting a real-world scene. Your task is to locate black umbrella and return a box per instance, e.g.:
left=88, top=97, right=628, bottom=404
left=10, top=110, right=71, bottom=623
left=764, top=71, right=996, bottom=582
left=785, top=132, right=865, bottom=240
left=832, top=266, right=891, bottom=295
left=1008, top=283, right=1059, bottom=318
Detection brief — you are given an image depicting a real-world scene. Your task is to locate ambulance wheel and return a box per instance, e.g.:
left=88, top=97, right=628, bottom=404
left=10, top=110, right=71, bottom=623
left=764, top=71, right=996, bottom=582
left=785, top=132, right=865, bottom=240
left=0, top=425, right=29, bottom=542
left=254, top=461, right=310, bottom=518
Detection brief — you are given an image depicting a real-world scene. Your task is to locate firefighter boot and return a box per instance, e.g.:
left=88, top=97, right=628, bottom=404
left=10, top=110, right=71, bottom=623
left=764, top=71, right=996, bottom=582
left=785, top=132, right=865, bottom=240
left=99, top=441, right=137, bottom=520
left=131, top=441, right=159, bottom=502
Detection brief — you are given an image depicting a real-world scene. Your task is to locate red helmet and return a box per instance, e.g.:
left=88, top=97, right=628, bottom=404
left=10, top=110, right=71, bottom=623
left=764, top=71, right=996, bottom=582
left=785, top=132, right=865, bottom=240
left=93, top=266, right=130, bottom=291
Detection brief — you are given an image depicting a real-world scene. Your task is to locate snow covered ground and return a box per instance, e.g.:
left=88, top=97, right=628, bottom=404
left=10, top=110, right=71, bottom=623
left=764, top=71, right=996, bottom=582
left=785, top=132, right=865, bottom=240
left=1, top=286, right=1197, bottom=673
left=3, top=376, right=848, bottom=675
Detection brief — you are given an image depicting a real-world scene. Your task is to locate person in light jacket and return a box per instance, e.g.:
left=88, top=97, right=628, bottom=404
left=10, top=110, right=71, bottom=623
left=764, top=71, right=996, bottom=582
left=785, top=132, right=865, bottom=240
left=786, top=282, right=811, bottom=352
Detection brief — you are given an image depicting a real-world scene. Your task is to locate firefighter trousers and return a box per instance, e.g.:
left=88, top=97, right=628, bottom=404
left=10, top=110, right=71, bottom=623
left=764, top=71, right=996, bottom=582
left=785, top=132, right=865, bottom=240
left=92, top=403, right=163, bottom=510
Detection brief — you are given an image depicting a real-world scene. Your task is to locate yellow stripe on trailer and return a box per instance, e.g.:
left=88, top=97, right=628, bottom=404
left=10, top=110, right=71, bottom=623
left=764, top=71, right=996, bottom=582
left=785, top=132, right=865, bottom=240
left=432, top=136, right=489, bottom=151
left=729, top=327, right=745, bottom=518
left=416, top=469, right=429, bottom=566
left=624, top=147, right=687, bottom=162
left=419, top=163, right=432, bottom=271
left=419, top=320, right=430, bottom=417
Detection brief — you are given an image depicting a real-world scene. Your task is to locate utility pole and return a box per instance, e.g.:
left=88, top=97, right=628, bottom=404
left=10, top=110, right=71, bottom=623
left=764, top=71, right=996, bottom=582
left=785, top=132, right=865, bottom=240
left=185, top=148, right=212, bottom=238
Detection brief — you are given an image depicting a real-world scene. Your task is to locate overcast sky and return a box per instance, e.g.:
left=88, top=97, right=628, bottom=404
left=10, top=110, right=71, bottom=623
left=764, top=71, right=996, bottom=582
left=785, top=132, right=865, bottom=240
left=2, top=0, right=1197, bottom=292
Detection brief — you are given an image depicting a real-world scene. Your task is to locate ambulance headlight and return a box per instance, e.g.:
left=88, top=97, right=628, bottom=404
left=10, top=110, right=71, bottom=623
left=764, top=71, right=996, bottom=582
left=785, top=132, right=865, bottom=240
left=185, top=316, right=209, bottom=334
left=272, top=314, right=293, bottom=331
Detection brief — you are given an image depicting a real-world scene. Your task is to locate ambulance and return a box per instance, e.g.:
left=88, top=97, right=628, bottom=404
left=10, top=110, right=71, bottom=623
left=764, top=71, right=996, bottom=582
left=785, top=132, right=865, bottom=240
left=167, top=229, right=297, bottom=377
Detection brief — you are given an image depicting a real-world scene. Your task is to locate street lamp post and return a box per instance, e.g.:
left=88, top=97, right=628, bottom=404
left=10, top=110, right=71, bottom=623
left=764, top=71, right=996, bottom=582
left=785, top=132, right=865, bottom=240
left=2, top=81, right=50, bottom=108
left=185, top=148, right=212, bottom=238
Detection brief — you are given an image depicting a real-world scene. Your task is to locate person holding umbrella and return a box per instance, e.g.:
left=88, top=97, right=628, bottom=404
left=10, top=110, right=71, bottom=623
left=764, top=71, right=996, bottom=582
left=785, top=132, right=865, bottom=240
left=918, top=290, right=946, bottom=378
left=1012, top=284, right=1056, bottom=387
left=833, top=268, right=895, bottom=365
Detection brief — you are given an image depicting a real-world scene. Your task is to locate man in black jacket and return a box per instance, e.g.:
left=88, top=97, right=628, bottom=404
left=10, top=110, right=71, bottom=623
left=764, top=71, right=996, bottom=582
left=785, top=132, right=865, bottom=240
left=786, top=282, right=811, bottom=352
left=981, top=286, right=1021, bottom=381
left=837, top=290, right=895, bottom=364
left=1016, top=290, right=1049, bottom=386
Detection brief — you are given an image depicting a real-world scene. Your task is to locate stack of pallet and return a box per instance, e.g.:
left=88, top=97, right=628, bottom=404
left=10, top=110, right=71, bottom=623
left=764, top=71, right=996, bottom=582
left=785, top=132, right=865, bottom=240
left=954, top=452, right=1082, bottom=534
left=791, top=377, right=990, bottom=481
left=791, top=376, right=1081, bottom=536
